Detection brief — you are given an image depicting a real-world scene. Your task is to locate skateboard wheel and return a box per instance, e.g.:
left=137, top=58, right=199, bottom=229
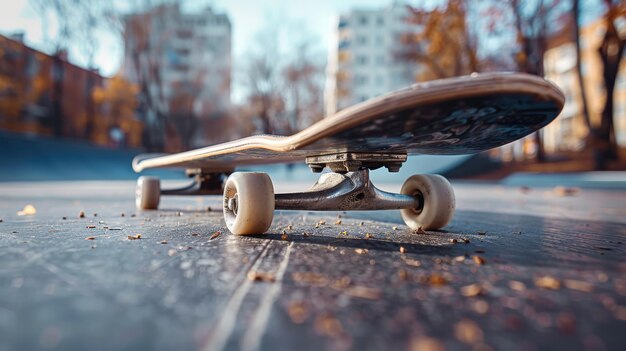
left=223, top=172, right=275, bottom=235
left=136, top=176, right=160, bottom=210
left=400, top=174, right=455, bottom=230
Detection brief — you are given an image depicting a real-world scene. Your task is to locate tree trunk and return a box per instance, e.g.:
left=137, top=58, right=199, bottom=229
left=597, top=12, right=624, bottom=166
left=573, top=0, right=592, bottom=128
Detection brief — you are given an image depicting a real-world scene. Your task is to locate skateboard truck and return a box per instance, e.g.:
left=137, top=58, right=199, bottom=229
left=221, top=152, right=455, bottom=235
left=274, top=168, right=418, bottom=211
left=135, top=168, right=232, bottom=209
left=160, top=168, right=232, bottom=196
left=306, top=152, right=407, bottom=173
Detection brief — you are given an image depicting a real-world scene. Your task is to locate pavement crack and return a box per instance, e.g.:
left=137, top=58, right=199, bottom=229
left=241, top=242, right=293, bottom=351
left=200, top=239, right=272, bottom=351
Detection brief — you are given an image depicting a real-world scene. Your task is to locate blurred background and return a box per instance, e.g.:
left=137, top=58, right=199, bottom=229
left=0, top=0, right=624, bottom=185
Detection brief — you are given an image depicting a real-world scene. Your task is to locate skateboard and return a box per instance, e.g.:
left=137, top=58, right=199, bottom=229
left=133, top=73, right=564, bottom=235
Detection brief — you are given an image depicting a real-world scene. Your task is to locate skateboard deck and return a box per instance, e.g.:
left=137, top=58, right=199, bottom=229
left=132, top=73, right=564, bottom=172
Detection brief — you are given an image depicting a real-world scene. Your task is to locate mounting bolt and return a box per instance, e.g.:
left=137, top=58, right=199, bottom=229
left=386, top=163, right=402, bottom=172
left=309, top=164, right=324, bottom=173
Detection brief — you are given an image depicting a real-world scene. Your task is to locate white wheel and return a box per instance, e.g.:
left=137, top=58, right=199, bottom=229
left=400, top=174, right=455, bottom=230
left=223, top=172, right=274, bottom=235
left=136, top=176, right=160, bottom=210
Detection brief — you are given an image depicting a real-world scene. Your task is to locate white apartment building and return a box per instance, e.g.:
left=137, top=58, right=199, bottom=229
left=123, top=4, right=231, bottom=118
left=324, top=1, right=419, bottom=115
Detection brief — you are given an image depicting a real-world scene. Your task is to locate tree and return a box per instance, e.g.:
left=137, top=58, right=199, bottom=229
left=397, top=0, right=480, bottom=81
left=28, top=0, right=114, bottom=138
left=595, top=0, right=625, bottom=165
left=242, top=21, right=325, bottom=135
left=482, top=0, right=568, bottom=161
left=92, top=75, right=140, bottom=146
left=281, top=42, right=325, bottom=133
left=571, top=0, right=625, bottom=168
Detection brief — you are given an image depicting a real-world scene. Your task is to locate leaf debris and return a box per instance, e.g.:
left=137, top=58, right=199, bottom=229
left=17, top=204, right=37, bottom=216
left=209, top=231, right=221, bottom=240
left=534, top=276, right=561, bottom=290
left=472, top=255, right=486, bottom=265
left=247, top=271, right=276, bottom=282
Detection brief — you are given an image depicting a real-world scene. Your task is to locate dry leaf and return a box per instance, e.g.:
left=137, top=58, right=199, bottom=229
left=314, top=313, right=344, bottom=338
left=400, top=246, right=407, bottom=253
left=454, top=319, right=483, bottom=344
left=414, top=226, right=427, bottom=234
left=425, top=274, right=448, bottom=286
left=286, top=301, right=309, bottom=324
left=127, top=234, right=142, bottom=240
left=292, top=272, right=329, bottom=286
left=534, top=276, right=561, bottom=290
left=563, top=279, right=593, bottom=292
left=85, top=236, right=96, bottom=240
left=461, top=283, right=484, bottom=297
left=209, top=231, right=221, bottom=240
left=344, top=286, right=382, bottom=300
left=17, top=204, right=37, bottom=216
left=403, top=257, right=422, bottom=267
left=508, top=280, right=526, bottom=291
left=472, top=256, right=486, bottom=265
left=247, top=271, right=275, bottom=282
left=553, top=186, right=580, bottom=197
left=354, top=248, right=368, bottom=254
left=78, top=210, right=85, bottom=218
left=409, top=336, right=445, bottom=351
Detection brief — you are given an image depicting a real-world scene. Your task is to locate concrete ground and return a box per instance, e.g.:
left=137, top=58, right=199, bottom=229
left=0, top=180, right=625, bottom=351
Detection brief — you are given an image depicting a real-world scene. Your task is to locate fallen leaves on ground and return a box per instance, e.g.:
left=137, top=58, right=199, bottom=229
left=343, top=285, right=382, bottom=300
left=209, top=231, right=221, bottom=240
left=563, top=279, right=594, bottom=292
left=410, top=336, right=445, bottom=351
left=314, top=313, right=345, bottom=339
left=17, top=204, right=37, bottom=216
left=286, top=301, right=310, bottom=324
left=461, top=283, right=485, bottom=297
left=472, top=256, right=486, bottom=265
left=553, top=186, right=581, bottom=197
left=247, top=271, right=275, bottom=282
left=454, top=319, right=483, bottom=345
left=414, top=226, right=427, bottom=234
left=292, top=272, right=329, bottom=286
left=423, top=274, right=448, bottom=286
left=534, top=276, right=561, bottom=290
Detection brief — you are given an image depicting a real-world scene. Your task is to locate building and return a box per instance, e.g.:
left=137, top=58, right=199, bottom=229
left=122, top=4, right=231, bottom=148
left=325, top=2, right=419, bottom=115
left=0, top=34, right=143, bottom=148
left=543, top=18, right=626, bottom=156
